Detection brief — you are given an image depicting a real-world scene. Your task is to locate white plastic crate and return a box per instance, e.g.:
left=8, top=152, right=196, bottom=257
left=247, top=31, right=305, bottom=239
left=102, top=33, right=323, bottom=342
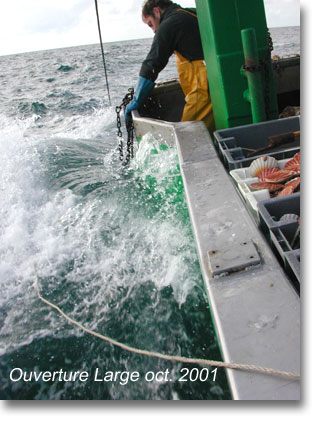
left=230, top=158, right=292, bottom=220
left=230, top=158, right=290, bottom=184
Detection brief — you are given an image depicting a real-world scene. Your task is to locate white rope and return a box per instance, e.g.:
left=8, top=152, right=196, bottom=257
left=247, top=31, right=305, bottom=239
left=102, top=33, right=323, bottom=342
left=34, top=268, right=300, bottom=381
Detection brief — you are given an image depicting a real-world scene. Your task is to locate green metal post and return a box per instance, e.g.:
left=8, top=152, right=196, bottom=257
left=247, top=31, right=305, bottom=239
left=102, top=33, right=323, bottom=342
left=195, top=0, right=278, bottom=130
left=241, top=28, right=266, bottom=123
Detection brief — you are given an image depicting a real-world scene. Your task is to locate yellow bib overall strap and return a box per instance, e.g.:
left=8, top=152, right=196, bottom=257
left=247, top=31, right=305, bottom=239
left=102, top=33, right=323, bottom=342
left=174, top=9, right=215, bottom=133
left=176, top=8, right=197, bottom=18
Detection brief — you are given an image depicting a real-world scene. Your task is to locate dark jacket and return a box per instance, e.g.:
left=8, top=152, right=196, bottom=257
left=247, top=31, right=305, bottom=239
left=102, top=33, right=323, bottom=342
left=139, top=3, right=204, bottom=82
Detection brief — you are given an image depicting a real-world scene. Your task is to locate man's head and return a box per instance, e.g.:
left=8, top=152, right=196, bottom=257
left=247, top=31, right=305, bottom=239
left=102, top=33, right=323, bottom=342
left=142, top=0, right=173, bottom=33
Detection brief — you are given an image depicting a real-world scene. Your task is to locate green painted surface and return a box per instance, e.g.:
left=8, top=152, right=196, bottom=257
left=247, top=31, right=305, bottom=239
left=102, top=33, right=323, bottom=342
left=195, top=0, right=278, bottom=130
left=241, top=27, right=266, bottom=123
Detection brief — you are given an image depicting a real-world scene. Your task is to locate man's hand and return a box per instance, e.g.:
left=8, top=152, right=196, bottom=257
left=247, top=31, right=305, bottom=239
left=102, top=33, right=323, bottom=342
left=125, top=76, right=155, bottom=122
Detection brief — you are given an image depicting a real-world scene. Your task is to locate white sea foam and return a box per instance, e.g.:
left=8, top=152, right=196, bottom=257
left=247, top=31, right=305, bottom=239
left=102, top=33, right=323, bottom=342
left=0, top=115, right=200, bottom=357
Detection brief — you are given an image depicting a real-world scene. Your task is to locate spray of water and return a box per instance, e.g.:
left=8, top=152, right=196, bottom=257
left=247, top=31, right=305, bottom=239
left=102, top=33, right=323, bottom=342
left=0, top=111, right=203, bottom=359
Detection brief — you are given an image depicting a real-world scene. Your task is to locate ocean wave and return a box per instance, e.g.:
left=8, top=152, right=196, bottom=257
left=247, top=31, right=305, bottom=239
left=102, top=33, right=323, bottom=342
left=57, top=65, right=76, bottom=72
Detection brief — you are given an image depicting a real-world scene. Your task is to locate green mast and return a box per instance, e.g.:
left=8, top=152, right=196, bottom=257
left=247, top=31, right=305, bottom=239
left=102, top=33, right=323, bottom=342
left=195, top=0, right=278, bottom=130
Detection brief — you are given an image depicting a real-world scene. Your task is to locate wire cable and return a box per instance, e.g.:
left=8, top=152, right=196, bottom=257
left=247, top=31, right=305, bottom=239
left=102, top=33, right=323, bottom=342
left=95, top=0, right=111, bottom=106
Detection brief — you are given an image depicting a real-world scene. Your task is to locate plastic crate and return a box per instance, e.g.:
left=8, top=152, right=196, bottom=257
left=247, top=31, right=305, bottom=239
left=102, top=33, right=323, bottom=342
left=230, top=158, right=299, bottom=220
left=285, top=249, right=300, bottom=285
left=257, top=193, right=300, bottom=235
left=237, top=179, right=270, bottom=220
left=269, top=223, right=300, bottom=288
left=214, top=116, right=300, bottom=171
left=230, top=158, right=290, bottom=184
left=270, top=222, right=300, bottom=261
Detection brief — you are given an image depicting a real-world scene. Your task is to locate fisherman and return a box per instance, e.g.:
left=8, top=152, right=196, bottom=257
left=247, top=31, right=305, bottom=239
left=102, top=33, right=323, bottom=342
left=125, top=0, right=214, bottom=133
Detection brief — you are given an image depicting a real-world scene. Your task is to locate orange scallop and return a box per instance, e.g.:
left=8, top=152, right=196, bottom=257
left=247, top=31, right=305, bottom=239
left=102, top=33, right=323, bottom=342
left=264, top=169, right=298, bottom=183
left=250, top=181, right=284, bottom=191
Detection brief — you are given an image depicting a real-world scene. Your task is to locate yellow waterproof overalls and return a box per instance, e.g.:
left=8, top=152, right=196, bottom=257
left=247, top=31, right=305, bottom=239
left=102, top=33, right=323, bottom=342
left=174, top=9, right=215, bottom=133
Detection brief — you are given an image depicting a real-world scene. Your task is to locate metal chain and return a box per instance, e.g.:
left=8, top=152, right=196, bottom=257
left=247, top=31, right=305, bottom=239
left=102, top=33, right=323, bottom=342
left=116, top=88, right=135, bottom=164
left=242, top=29, right=274, bottom=120
left=115, top=105, right=124, bottom=161
left=126, top=121, right=134, bottom=163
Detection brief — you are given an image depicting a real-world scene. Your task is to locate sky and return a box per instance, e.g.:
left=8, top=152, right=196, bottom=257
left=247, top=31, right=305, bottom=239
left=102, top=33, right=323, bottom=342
left=0, top=0, right=301, bottom=56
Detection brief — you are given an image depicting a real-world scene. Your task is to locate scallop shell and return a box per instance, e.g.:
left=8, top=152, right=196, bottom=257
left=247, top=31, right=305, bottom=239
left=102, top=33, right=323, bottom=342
left=264, top=169, right=298, bottom=183
left=257, top=167, right=280, bottom=182
left=276, top=185, right=295, bottom=197
left=249, top=155, right=279, bottom=178
left=250, top=181, right=284, bottom=191
left=291, top=151, right=300, bottom=163
left=279, top=213, right=299, bottom=223
left=284, top=152, right=300, bottom=173
left=284, top=176, right=300, bottom=191
left=276, top=176, right=301, bottom=197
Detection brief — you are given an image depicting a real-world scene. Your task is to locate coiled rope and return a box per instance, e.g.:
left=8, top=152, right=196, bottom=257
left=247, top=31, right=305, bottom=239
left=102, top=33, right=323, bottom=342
left=94, top=0, right=111, bottom=106
left=34, top=267, right=300, bottom=381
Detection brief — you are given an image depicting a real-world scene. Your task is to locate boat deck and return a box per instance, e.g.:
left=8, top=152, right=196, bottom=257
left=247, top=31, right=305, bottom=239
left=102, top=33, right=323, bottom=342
left=131, top=56, right=300, bottom=399
left=132, top=115, right=300, bottom=400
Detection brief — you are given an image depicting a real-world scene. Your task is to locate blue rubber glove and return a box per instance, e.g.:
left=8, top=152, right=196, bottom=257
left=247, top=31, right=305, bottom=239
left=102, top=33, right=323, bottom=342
left=125, top=77, right=155, bottom=122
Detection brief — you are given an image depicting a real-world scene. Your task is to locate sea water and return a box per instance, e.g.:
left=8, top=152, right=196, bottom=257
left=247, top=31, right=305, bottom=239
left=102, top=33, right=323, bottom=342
left=0, top=28, right=300, bottom=400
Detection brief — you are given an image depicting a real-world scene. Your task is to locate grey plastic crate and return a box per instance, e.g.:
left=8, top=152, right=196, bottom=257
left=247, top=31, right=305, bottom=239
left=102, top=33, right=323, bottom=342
left=269, top=223, right=300, bottom=289
left=257, top=193, right=300, bottom=235
left=214, top=116, right=300, bottom=171
left=270, top=222, right=300, bottom=260
left=285, top=249, right=300, bottom=286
